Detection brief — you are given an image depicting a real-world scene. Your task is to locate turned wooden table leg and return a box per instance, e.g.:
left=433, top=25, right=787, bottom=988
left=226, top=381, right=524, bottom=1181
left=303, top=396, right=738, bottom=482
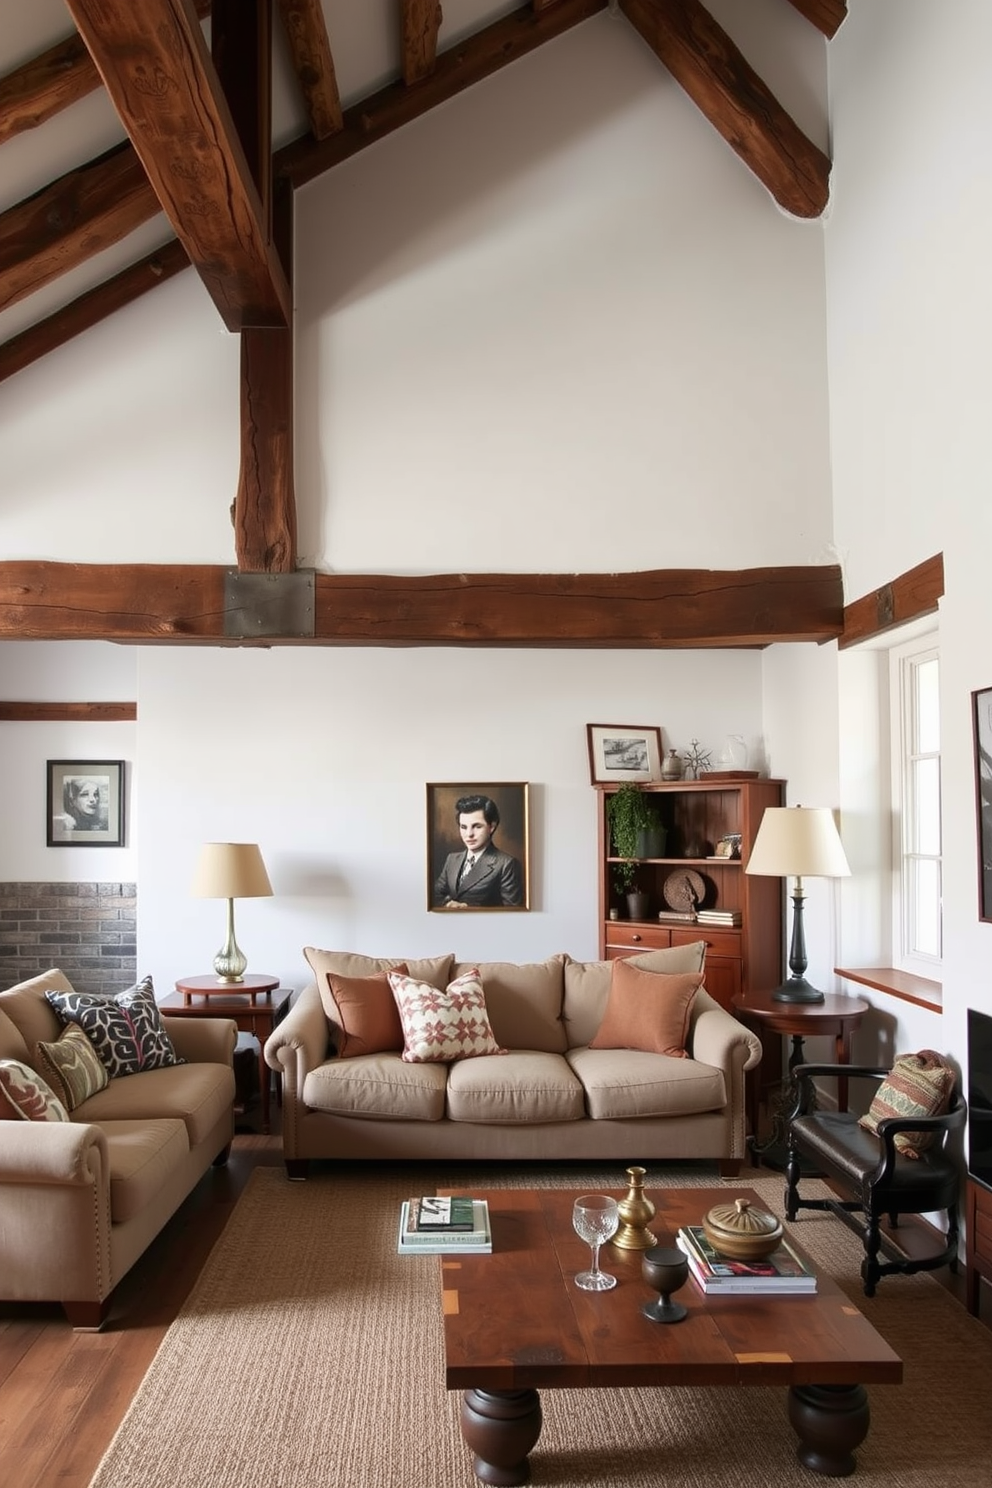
left=788, top=1383, right=871, bottom=1476
left=459, top=1388, right=543, bottom=1485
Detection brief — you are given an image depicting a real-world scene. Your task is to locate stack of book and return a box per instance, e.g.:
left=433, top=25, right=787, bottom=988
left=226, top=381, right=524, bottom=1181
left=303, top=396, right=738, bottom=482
left=676, top=1224, right=816, bottom=1294
left=656, top=909, right=698, bottom=923
left=397, top=1196, right=492, bottom=1255
left=696, top=909, right=742, bottom=927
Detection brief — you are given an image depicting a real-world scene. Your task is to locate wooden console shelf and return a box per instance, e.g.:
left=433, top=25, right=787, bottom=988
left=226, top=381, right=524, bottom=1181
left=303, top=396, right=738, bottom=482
left=836, top=966, right=942, bottom=1013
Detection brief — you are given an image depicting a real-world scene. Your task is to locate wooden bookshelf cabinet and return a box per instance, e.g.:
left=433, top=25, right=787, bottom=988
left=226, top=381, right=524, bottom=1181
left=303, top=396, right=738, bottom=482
left=966, top=1178, right=992, bottom=1318
left=596, top=778, right=785, bottom=1013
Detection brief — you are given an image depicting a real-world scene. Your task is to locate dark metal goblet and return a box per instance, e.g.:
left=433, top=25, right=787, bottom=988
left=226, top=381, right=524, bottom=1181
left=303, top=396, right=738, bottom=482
left=641, top=1245, right=689, bottom=1323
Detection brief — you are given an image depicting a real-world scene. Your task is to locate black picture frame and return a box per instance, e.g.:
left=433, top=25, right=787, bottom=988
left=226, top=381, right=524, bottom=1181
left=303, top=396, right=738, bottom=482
left=427, top=782, right=530, bottom=911
left=47, top=760, right=125, bottom=847
left=973, top=688, right=992, bottom=922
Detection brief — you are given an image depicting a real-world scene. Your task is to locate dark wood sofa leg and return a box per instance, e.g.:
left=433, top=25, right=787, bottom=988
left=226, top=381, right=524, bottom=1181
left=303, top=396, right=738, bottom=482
left=63, top=1297, right=111, bottom=1331
left=213, top=1142, right=232, bottom=1167
left=285, top=1159, right=310, bottom=1181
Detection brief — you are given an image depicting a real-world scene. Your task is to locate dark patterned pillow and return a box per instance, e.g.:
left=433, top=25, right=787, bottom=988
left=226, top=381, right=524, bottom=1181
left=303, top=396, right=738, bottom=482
left=46, top=975, right=185, bottom=1079
left=34, top=1023, right=110, bottom=1110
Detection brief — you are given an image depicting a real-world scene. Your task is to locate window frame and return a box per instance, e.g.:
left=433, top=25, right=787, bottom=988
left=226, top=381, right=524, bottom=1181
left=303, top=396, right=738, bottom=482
left=888, top=631, right=942, bottom=975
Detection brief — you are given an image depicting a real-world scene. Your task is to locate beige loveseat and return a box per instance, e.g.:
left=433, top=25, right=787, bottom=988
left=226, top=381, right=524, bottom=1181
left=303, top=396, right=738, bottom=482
left=0, top=969, right=237, bottom=1329
left=265, top=944, right=762, bottom=1179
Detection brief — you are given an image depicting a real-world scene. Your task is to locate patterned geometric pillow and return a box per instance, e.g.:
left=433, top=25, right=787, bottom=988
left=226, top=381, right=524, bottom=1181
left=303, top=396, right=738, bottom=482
left=0, top=1059, right=71, bottom=1122
left=34, top=1023, right=110, bottom=1110
left=858, top=1049, right=955, bottom=1158
left=387, top=968, right=506, bottom=1064
left=46, top=975, right=185, bottom=1079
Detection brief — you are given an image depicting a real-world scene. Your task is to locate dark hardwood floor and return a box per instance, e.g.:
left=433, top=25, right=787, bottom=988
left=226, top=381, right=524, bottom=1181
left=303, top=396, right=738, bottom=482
left=2, top=1103, right=988, bottom=1488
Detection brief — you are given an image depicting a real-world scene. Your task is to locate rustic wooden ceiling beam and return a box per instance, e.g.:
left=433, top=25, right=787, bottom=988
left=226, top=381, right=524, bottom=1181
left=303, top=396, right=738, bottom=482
left=275, top=0, right=342, bottom=138
left=277, top=0, right=608, bottom=187
left=0, top=702, right=136, bottom=722
left=783, top=0, right=847, bottom=40
left=0, top=143, right=159, bottom=314
left=840, top=554, right=943, bottom=650
left=0, top=561, right=843, bottom=647
left=618, top=0, right=831, bottom=218
left=212, top=0, right=272, bottom=224
left=64, top=0, right=290, bottom=331
left=0, top=239, right=189, bottom=385
left=402, top=0, right=444, bottom=85
left=0, top=5, right=212, bottom=146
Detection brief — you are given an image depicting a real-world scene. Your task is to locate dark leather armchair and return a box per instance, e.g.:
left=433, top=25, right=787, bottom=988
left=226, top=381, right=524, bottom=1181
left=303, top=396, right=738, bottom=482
left=785, top=1062, right=965, bottom=1296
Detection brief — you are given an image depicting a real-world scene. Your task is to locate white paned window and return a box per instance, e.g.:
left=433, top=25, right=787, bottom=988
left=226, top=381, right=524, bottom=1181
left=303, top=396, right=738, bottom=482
left=889, top=637, right=941, bottom=971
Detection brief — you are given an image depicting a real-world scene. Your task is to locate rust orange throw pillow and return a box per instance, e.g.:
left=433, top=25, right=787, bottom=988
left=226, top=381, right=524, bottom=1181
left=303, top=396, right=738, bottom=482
left=325, top=965, right=408, bottom=1059
left=589, top=959, right=702, bottom=1058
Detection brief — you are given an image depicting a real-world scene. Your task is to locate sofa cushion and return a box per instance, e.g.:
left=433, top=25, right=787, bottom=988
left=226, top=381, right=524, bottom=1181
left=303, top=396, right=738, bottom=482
left=100, top=1119, right=191, bottom=1224
left=0, top=968, right=75, bottom=1053
left=305, top=948, right=453, bottom=1005
left=451, top=956, right=567, bottom=1054
left=566, top=1046, right=726, bottom=1120
left=0, top=1059, right=70, bottom=1122
left=589, top=961, right=702, bottom=1058
left=46, top=976, right=184, bottom=1079
left=562, top=942, right=707, bottom=1048
left=858, top=1049, right=955, bottom=1158
left=302, top=1052, right=448, bottom=1121
left=389, top=969, right=506, bottom=1063
left=34, top=1023, right=110, bottom=1110
left=0, top=1006, right=31, bottom=1066
left=74, top=1062, right=235, bottom=1148
left=446, top=1051, right=585, bottom=1124
left=326, top=968, right=406, bottom=1058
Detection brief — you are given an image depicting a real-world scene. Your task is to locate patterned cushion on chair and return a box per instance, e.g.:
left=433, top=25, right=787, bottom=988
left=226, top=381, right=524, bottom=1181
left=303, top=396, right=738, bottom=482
left=46, top=975, right=185, bottom=1079
left=858, top=1049, right=954, bottom=1158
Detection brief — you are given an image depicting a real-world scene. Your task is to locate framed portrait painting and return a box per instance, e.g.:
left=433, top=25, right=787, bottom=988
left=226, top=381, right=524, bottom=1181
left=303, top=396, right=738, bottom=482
left=427, top=783, right=530, bottom=911
left=47, top=760, right=124, bottom=847
left=973, top=687, right=992, bottom=922
left=586, top=724, right=663, bottom=785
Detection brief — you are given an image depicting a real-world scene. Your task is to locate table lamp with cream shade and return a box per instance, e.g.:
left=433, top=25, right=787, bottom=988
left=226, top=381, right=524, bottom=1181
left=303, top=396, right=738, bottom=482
left=191, top=842, right=273, bottom=984
left=745, top=806, right=850, bottom=1004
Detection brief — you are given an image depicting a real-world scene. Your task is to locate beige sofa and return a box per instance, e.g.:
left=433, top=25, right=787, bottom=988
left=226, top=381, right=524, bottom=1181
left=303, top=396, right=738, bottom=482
left=0, top=969, right=237, bottom=1329
left=265, top=944, right=762, bottom=1179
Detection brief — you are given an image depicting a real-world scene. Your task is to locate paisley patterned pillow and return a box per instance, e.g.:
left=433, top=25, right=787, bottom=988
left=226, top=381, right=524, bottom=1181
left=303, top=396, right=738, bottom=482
left=34, top=1022, right=110, bottom=1110
left=46, top=975, right=184, bottom=1079
left=0, top=1059, right=71, bottom=1122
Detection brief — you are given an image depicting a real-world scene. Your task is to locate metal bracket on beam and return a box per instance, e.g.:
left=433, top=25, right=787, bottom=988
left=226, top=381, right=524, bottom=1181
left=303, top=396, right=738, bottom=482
left=223, top=569, right=315, bottom=639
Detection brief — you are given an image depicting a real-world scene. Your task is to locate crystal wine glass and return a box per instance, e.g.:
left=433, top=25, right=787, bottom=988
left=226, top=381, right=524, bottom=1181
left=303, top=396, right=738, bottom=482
left=572, top=1194, right=620, bottom=1291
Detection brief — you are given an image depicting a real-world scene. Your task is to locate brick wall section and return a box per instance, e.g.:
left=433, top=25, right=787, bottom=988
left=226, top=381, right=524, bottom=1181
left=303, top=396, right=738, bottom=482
left=0, top=882, right=137, bottom=996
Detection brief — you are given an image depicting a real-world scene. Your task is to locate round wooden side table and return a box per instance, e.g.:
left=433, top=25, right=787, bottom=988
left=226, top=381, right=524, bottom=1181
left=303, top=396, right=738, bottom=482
left=732, top=989, right=870, bottom=1169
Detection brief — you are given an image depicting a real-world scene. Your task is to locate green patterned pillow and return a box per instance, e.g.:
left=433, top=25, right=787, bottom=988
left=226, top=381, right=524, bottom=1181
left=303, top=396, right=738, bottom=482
left=858, top=1049, right=954, bottom=1158
left=34, top=1023, right=110, bottom=1111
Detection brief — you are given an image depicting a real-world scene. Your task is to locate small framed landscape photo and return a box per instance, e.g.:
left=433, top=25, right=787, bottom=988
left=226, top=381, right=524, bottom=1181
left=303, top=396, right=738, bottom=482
left=427, top=782, right=530, bottom=911
left=47, top=760, right=124, bottom=847
left=973, top=687, right=992, bottom=922
left=586, top=724, right=663, bottom=785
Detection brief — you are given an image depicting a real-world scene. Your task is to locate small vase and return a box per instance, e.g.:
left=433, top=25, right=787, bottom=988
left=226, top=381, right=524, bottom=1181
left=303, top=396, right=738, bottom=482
left=661, top=749, right=684, bottom=781
left=613, top=1166, right=658, bottom=1251
left=635, top=825, right=667, bottom=859
left=626, top=891, right=650, bottom=921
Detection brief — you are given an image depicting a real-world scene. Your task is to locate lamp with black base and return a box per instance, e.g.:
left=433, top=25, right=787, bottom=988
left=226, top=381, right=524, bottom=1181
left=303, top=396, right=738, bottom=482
left=745, top=806, right=850, bottom=1005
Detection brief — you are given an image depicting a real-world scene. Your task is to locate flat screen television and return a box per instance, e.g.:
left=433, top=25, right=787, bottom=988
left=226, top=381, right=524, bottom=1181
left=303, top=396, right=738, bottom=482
left=967, top=1007, right=992, bottom=1192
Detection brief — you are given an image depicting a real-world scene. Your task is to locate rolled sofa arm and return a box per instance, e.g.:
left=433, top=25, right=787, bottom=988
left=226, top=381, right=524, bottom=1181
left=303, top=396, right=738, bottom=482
left=163, top=1015, right=238, bottom=1065
left=690, top=990, right=763, bottom=1073
left=0, top=1119, right=108, bottom=1185
left=264, top=982, right=328, bottom=1089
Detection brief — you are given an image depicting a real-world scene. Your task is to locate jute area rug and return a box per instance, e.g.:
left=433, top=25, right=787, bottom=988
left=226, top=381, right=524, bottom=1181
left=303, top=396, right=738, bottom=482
left=88, top=1161, right=992, bottom=1488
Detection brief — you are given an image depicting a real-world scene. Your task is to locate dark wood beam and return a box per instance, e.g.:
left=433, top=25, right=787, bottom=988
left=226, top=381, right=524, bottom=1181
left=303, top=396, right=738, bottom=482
left=0, top=702, right=136, bottom=722
left=618, top=0, right=831, bottom=218
left=0, top=561, right=843, bottom=647
left=0, top=143, right=159, bottom=314
left=64, top=0, right=290, bottom=331
left=277, top=0, right=608, bottom=188
left=0, top=240, right=189, bottom=385
left=783, top=0, right=847, bottom=40
left=212, top=0, right=272, bottom=222
left=840, top=554, right=943, bottom=650
left=275, top=0, right=342, bottom=139
left=402, top=0, right=444, bottom=85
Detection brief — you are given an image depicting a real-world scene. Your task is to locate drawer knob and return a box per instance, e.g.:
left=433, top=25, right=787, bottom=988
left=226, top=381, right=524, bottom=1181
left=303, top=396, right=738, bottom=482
left=631, top=934, right=642, bottom=942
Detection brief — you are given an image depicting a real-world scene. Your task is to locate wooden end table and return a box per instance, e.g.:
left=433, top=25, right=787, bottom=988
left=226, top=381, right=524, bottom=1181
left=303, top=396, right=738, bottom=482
left=732, top=989, right=870, bottom=1168
left=441, top=1186, right=901, bottom=1483
left=163, top=977, right=293, bottom=1133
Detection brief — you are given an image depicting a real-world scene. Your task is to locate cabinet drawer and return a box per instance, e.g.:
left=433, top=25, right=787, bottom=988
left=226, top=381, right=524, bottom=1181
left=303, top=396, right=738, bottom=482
left=972, top=1181, right=992, bottom=1264
left=604, top=923, right=674, bottom=954
left=672, top=927, right=741, bottom=957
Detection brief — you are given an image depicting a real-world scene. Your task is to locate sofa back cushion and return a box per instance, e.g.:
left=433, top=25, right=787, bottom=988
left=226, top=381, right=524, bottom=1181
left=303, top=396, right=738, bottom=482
left=452, top=956, right=567, bottom=1053
left=562, top=942, right=707, bottom=1049
left=0, top=968, right=76, bottom=1055
left=0, top=1006, right=31, bottom=1066
left=304, top=948, right=454, bottom=1041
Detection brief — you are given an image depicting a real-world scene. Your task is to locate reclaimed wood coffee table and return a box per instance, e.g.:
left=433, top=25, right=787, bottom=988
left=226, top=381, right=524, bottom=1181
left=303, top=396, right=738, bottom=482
left=440, top=1187, right=901, bottom=1483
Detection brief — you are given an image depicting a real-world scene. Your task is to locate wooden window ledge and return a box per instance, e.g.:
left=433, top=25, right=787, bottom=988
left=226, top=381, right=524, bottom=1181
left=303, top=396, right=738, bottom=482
left=835, top=967, right=942, bottom=1014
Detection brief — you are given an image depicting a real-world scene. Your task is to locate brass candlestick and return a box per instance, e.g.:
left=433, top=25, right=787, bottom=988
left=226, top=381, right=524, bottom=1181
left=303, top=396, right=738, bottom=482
left=612, top=1166, right=658, bottom=1250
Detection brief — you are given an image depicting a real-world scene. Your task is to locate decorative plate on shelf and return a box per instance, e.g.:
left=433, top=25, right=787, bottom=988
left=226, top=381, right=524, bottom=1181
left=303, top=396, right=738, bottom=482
left=663, top=869, right=706, bottom=913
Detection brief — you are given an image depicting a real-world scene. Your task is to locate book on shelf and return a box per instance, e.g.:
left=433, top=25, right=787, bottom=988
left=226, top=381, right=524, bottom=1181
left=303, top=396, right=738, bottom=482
left=408, top=1195, right=477, bottom=1231
left=397, top=1199, right=491, bottom=1254
left=696, top=910, right=742, bottom=926
left=676, top=1225, right=816, bottom=1294
left=656, top=910, right=698, bottom=923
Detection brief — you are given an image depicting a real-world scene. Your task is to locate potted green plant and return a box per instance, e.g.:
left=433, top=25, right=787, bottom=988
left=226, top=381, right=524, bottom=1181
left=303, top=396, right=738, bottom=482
left=605, top=785, right=666, bottom=912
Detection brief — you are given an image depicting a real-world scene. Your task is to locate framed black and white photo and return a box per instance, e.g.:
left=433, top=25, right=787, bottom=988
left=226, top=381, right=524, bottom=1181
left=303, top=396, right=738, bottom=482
left=427, top=782, right=530, bottom=911
left=47, top=760, right=124, bottom=847
left=973, top=688, right=992, bottom=922
left=586, top=724, right=663, bottom=785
